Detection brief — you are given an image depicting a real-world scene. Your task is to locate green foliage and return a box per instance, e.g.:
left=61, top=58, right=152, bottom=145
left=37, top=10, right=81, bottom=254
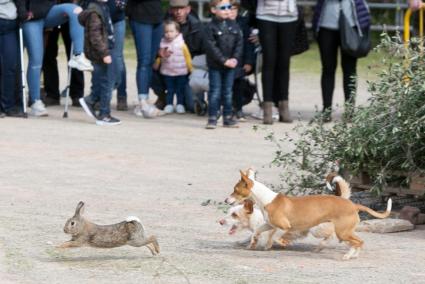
left=266, top=34, right=425, bottom=195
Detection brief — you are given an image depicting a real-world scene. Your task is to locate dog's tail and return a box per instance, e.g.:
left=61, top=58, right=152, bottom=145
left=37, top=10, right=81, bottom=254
left=356, top=198, right=392, bottom=219
left=326, top=174, right=351, bottom=199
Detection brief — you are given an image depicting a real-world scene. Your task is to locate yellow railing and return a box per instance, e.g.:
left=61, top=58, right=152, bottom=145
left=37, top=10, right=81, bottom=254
left=404, top=7, right=424, bottom=44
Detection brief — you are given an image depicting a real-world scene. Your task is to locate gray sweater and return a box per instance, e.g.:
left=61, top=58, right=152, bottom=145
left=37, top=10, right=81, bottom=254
left=0, top=0, right=17, bottom=20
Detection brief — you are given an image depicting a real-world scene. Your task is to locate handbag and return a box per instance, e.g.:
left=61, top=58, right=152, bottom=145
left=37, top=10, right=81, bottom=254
left=339, top=9, right=371, bottom=58
left=291, top=6, right=309, bottom=56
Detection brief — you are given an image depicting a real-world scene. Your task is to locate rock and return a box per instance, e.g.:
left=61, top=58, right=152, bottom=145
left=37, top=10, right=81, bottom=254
left=356, top=218, right=414, bottom=233
left=399, top=206, right=425, bottom=225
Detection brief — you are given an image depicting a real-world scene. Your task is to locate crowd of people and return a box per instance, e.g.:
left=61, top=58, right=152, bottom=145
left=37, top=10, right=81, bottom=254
left=0, top=0, right=376, bottom=127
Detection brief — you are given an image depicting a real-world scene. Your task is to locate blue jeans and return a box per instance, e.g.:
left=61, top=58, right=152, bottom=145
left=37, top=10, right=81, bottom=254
left=23, top=4, right=84, bottom=102
left=164, top=75, right=188, bottom=105
left=130, top=20, right=163, bottom=100
left=208, top=68, right=235, bottom=118
left=0, top=19, right=19, bottom=112
left=86, top=59, right=115, bottom=117
left=112, top=20, right=126, bottom=94
left=151, top=70, right=194, bottom=111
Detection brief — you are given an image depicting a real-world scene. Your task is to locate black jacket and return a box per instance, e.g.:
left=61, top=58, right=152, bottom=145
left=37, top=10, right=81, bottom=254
left=205, top=17, right=243, bottom=70
left=126, top=0, right=163, bottom=25
left=14, top=0, right=56, bottom=22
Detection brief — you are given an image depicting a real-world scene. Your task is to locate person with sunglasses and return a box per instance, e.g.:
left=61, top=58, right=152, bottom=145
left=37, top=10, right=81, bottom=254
left=204, top=0, right=243, bottom=129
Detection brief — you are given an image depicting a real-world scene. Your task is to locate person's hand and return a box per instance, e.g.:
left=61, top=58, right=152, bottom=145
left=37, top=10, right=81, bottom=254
left=103, top=55, right=112, bottom=64
left=153, top=60, right=160, bottom=71
left=243, top=64, right=253, bottom=74
left=224, top=58, right=238, bottom=68
left=26, top=11, right=34, bottom=21
left=248, top=29, right=259, bottom=44
left=409, top=0, right=424, bottom=11
left=158, top=47, right=172, bottom=58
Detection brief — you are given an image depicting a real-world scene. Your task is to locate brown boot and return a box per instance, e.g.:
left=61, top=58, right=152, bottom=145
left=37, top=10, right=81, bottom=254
left=278, top=100, right=293, bottom=123
left=263, top=102, right=274, bottom=124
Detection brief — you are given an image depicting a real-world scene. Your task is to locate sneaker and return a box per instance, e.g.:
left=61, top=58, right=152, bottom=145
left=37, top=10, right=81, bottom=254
left=96, top=114, right=121, bottom=126
left=223, top=116, right=239, bottom=128
left=175, top=104, right=185, bottom=114
left=250, top=107, right=279, bottom=120
left=30, top=100, right=48, bottom=117
left=164, top=104, right=174, bottom=114
left=138, top=100, right=165, bottom=118
left=79, top=97, right=97, bottom=119
left=5, top=107, right=25, bottom=118
left=68, top=53, right=94, bottom=72
left=234, top=110, right=247, bottom=122
left=116, top=98, right=128, bottom=111
left=134, top=104, right=143, bottom=117
left=0, top=111, right=5, bottom=118
left=205, top=118, right=217, bottom=129
left=42, top=96, right=60, bottom=106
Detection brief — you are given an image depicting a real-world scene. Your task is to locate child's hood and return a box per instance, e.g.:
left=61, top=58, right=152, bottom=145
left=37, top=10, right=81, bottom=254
left=78, top=3, right=104, bottom=26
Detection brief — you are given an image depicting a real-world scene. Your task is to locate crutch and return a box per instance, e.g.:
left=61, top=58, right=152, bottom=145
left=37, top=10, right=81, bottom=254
left=18, top=27, right=28, bottom=118
left=63, top=43, right=73, bottom=118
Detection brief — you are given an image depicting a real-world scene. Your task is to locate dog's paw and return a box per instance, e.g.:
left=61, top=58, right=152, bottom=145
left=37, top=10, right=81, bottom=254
left=247, top=243, right=257, bottom=250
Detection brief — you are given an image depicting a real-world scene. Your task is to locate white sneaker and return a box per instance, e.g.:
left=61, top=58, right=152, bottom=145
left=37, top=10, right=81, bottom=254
left=164, top=104, right=174, bottom=114
left=68, top=53, right=93, bottom=72
left=134, top=104, right=143, bottom=117
left=175, top=104, right=185, bottom=114
left=250, top=107, right=279, bottom=120
left=30, top=100, right=48, bottom=117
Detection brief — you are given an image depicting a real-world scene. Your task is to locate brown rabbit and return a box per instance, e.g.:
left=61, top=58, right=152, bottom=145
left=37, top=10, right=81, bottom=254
left=58, top=201, right=160, bottom=255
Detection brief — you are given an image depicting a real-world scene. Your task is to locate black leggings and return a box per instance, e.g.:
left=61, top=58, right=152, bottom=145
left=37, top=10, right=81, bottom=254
left=317, top=28, right=357, bottom=110
left=258, top=19, right=297, bottom=103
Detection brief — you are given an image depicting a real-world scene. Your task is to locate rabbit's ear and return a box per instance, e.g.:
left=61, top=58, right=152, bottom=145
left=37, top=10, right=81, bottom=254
left=75, top=201, right=85, bottom=216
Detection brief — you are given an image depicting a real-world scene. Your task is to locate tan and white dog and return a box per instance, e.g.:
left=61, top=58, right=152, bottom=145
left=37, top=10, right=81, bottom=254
left=220, top=173, right=353, bottom=251
left=225, top=169, right=392, bottom=260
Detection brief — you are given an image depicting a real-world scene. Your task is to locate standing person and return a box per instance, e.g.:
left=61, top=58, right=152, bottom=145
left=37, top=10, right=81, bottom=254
left=108, top=0, right=128, bottom=111
left=15, top=0, right=93, bottom=117
left=153, top=0, right=206, bottom=111
left=228, top=1, right=255, bottom=121
left=204, top=0, right=243, bottom=129
left=312, top=0, right=371, bottom=122
left=156, top=20, right=192, bottom=114
left=127, top=0, right=165, bottom=118
left=256, top=0, right=298, bottom=124
left=42, top=1, right=85, bottom=107
left=78, top=0, right=121, bottom=125
left=0, top=0, right=23, bottom=117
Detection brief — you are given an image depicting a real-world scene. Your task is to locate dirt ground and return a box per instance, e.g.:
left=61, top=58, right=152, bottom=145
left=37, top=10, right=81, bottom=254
left=1, top=59, right=424, bottom=284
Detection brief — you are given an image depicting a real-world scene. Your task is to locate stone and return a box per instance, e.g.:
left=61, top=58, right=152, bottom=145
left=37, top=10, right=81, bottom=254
left=356, top=218, right=414, bottom=233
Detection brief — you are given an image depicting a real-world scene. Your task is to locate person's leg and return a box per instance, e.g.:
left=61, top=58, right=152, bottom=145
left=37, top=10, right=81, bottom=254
left=61, top=22, right=84, bottom=104
left=207, top=69, right=221, bottom=126
left=232, top=77, right=244, bottom=112
left=42, top=27, right=60, bottom=103
left=258, top=19, right=277, bottom=124
left=98, top=62, right=114, bottom=117
left=117, top=64, right=127, bottom=99
left=275, top=21, right=297, bottom=122
left=113, top=19, right=127, bottom=110
left=130, top=21, right=157, bottom=100
left=176, top=75, right=188, bottom=106
left=183, top=82, right=194, bottom=112
left=221, top=69, right=238, bottom=127
left=318, top=28, right=339, bottom=111
left=0, top=24, right=19, bottom=113
left=22, top=20, right=45, bottom=104
left=164, top=75, right=176, bottom=106
left=44, top=4, right=84, bottom=55
left=151, top=70, right=167, bottom=109
left=340, top=45, right=358, bottom=106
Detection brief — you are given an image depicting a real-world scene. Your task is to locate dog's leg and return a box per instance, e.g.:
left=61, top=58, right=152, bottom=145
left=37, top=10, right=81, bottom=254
left=264, top=228, right=277, bottom=250
left=249, top=223, right=273, bottom=250
left=334, top=217, right=363, bottom=260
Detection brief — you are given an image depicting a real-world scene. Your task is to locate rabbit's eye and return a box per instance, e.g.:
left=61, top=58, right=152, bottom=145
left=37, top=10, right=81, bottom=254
left=71, top=221, right=75, bottom=226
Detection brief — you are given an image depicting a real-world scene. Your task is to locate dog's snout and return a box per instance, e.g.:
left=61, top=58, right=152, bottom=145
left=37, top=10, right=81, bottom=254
left=225, top=197, right=235, bottom=205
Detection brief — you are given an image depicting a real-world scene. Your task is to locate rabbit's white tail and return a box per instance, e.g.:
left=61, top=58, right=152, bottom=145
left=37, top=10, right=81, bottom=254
left=126, top=216, right=145, bottom=231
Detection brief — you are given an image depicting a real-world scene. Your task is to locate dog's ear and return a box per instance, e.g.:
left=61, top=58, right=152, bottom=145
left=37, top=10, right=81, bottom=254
left=240, top=171, right=253, bottom=188
left=243, top=199, right=254, bottom=214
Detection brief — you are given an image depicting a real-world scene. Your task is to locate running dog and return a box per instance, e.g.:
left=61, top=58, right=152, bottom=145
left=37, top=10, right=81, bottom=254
left=225, top=169, right=392, bottom=260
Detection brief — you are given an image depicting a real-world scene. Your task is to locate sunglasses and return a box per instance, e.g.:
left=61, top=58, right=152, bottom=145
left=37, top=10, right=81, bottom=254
left=216, top=4, right=232, bottom=10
